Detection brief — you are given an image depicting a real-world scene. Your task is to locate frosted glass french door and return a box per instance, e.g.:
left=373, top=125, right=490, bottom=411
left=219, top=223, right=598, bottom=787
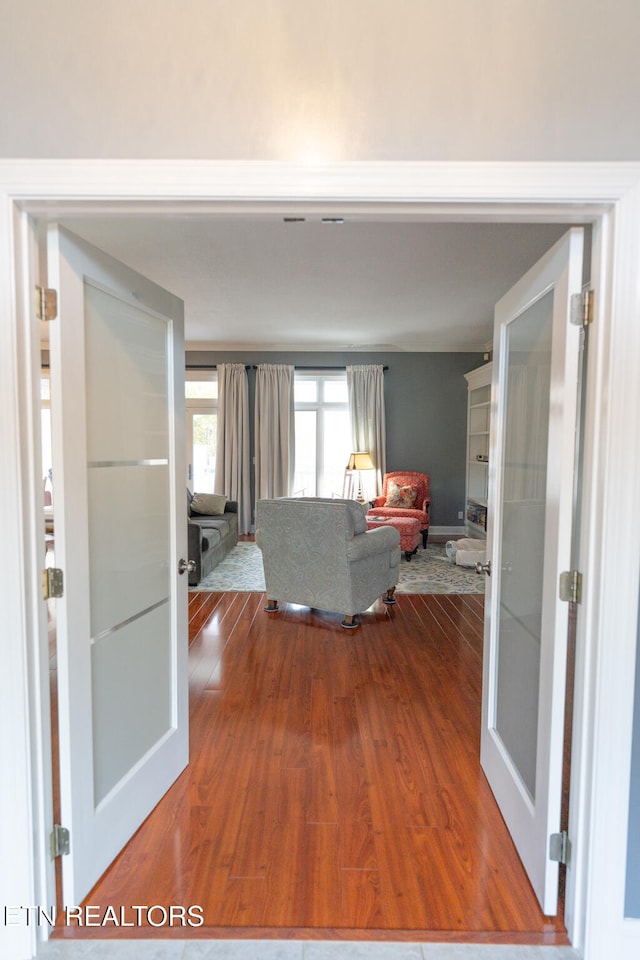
left=480, top=229, right=584, bottom=915
left=47, top=225, right=188, bottom=906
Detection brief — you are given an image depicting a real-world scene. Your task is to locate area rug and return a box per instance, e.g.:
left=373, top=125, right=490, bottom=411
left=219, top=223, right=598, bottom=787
left=191, top=542, right=485, bottom=595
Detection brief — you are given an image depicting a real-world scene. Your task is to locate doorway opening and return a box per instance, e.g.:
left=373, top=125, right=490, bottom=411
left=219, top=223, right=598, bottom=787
left=40, top=208, right=588, bottom=944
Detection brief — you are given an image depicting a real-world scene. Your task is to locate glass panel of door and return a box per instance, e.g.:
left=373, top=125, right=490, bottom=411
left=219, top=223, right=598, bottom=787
left=495, top=290, right=553, bottom=800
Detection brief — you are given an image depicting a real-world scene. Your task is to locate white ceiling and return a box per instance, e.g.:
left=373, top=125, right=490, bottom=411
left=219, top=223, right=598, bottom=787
left=60, top=217, right=570, bottom=352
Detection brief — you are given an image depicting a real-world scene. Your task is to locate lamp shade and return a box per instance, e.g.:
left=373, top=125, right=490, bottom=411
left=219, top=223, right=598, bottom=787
left=347, top=451, right=374, bottom=471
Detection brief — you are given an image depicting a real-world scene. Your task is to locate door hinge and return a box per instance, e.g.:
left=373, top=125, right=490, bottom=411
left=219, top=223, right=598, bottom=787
left=549, top=830, right=570, bottom=865
left=50, top=824, right=70, bottom=859
left=36, top=286, right=58, bottom=321
left=42, top=567, right=64, bottom=600
left=559, top=569, right=582, bottom=604
left=570, top=289, right=594, bottom=327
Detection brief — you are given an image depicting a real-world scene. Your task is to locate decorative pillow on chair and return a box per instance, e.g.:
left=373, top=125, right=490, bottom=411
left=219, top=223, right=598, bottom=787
left=190, top=493, right=228, bottom=516
left=385, top=480, right=417, bottom=509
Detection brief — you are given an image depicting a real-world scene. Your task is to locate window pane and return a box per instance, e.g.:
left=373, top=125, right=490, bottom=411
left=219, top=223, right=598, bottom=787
left=41, top=408, right=53, bottom=482
left=294, top=410, right=317, bottom=496
left=192, top=413, right=217, bottom=492
left=185, top=379, right=218, bottom=400
left=294, top=379, right=317, bottom=402
left=321, top=409, right=352, bottom=497
left=323, top=380, right=348, bottom=403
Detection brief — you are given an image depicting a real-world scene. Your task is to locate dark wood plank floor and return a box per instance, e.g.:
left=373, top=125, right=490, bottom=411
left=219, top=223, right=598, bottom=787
left=55, top=589, right=568, bottom=943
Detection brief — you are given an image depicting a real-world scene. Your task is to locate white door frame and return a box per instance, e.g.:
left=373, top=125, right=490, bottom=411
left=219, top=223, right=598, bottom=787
left=1, top=160, right=639, bottom=960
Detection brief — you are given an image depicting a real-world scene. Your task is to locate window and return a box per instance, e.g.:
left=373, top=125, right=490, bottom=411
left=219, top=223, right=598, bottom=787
left=41, top=373, right=53, bottom=484
left=293, top=371, right=351, bottom=497
left=185, top=372, right=217, bottom=492
left=41, top=373, right=54, bottom=531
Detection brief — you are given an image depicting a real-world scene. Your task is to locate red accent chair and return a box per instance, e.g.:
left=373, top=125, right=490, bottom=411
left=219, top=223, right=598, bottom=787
left=367, top=471, right=431, bottom=548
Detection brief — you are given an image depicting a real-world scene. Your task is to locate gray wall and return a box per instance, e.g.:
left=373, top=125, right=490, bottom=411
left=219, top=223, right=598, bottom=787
left=1, top=1, right=640, bottom=161
left=626, top=585, right=640, bottom=917
left=187, top=350, right=482, bottom=528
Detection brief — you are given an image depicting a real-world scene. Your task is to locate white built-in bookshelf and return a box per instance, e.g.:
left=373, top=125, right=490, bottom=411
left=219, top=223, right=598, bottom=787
left=464, top=362, right=492, bottom=538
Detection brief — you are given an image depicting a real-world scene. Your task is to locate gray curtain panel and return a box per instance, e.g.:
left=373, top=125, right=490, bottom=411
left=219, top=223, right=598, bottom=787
left=254, top=364, right=295, bottom=500
left=347, top=364, right=386, bottom=498
left=214, top=363, right=251, bottom=534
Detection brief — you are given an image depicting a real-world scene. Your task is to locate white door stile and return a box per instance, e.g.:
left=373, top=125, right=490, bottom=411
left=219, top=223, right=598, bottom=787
left=561, top=209, right=609, bottom=946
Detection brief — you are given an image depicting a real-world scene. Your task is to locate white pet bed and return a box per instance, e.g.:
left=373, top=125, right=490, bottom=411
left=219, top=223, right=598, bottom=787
left=445, top=537, right=487, bottom=568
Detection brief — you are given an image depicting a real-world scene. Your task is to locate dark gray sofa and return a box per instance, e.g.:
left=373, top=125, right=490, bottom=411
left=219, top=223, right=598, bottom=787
left=187, top=491, right=239, bottom=586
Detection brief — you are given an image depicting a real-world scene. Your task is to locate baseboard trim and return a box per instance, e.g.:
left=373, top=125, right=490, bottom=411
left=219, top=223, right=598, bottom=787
left=430, top=525, right=468, bottom=537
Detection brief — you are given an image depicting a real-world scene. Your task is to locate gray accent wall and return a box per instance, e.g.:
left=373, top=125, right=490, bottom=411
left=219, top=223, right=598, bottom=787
left=186, top=350, right=483, bottom=529
left=625, top=584, right=640, bottom=917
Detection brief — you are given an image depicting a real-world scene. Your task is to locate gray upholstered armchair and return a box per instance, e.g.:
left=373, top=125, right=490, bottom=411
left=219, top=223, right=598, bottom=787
left=255, top=497, right=401, bottom=628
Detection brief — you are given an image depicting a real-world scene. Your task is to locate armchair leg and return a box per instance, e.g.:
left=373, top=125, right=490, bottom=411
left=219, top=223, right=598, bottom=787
left=264, top=599, right=279, bottom=612
left=341, top=614, right=359, bottom=629
left=422, top=529, right=429, bottom=548
left=382, top=587, right=397, bottom=605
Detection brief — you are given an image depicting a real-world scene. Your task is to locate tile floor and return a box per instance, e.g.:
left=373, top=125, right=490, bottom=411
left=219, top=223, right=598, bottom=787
left=37, top=939, right=580, bottom=960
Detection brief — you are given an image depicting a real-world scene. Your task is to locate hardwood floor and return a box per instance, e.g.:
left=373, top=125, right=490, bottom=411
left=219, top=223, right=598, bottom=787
left=54, top=588, right=568, bottom=944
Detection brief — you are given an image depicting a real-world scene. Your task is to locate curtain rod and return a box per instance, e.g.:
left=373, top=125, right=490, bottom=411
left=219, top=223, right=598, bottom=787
left=185, top=364, right=388, bottom=371
left=254, top=365, right=389, bottom=371
left=186, top=364, right=252, bottom=370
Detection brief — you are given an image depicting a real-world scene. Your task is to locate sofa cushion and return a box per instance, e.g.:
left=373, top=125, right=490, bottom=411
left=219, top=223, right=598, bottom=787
left=191, top=492, right=228, bottom=516
left=206, top=518, right=230, bottom=539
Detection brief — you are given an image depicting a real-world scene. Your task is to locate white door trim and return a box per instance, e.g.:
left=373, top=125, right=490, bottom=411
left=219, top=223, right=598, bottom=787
left=576, top=177, right=640, bottom=958
left=1, top=160, right=639, bottom=960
